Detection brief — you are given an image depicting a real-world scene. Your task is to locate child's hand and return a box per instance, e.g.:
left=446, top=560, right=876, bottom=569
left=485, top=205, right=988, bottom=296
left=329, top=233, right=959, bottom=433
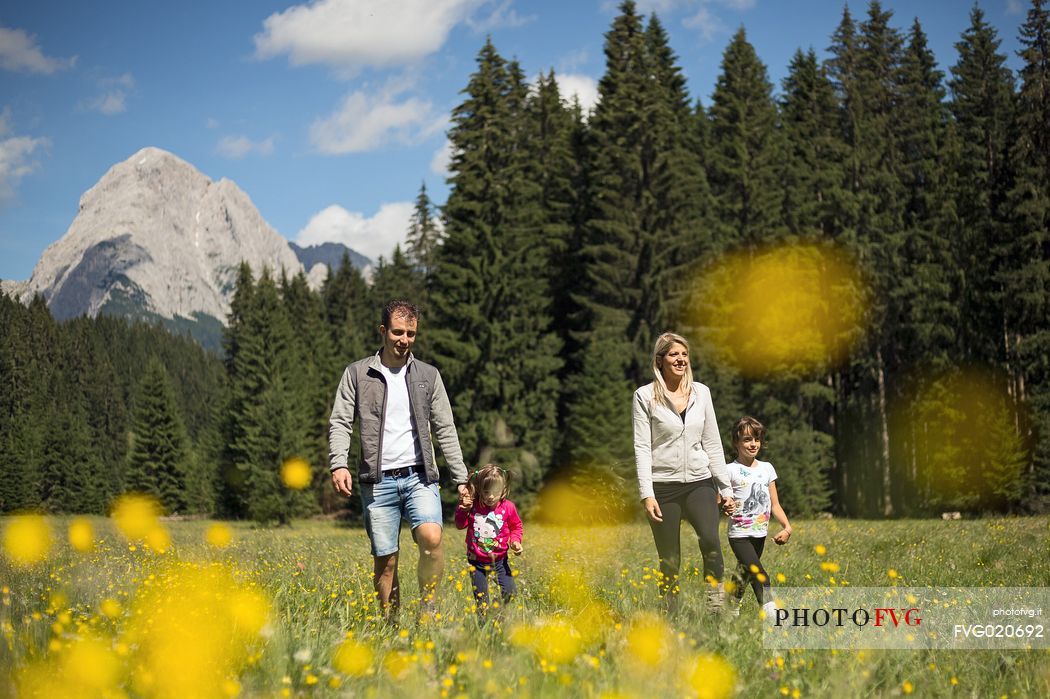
left=721, top=497, right=737, bottom=516
left=773, top=527, right=792, bottom=545
left=510, top=541, right=523, bottom=556
left=459, top=492, right=473, bottom=510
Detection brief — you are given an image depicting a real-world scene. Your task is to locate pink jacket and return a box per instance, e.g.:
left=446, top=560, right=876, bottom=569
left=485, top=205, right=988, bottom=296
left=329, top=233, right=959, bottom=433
left=454, top=499, right=523, bottom=561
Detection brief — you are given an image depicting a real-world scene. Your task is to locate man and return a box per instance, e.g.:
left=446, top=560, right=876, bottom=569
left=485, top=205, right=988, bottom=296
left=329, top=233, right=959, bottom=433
left=329, top=300, right=469, bottom=620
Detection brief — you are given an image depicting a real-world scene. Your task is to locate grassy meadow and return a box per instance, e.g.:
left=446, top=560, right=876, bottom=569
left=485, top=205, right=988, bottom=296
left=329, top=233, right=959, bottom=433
left=1, top=512, right=1049, bottom=698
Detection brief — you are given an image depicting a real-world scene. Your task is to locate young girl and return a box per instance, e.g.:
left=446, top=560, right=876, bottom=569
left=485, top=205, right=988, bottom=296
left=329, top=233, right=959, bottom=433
left=725, top=416, right=792, bottom=618
left=455, top=464, right=523, bottom=614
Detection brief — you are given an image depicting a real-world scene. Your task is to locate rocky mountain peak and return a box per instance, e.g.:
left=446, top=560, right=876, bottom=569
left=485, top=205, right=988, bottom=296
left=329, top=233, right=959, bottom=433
left=18, top=146, right=305, bottom=326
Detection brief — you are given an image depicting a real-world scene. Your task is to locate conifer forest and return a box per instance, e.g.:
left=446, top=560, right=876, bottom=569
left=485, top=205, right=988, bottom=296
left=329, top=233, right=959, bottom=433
left=3, top=0, right=1049, bottom=522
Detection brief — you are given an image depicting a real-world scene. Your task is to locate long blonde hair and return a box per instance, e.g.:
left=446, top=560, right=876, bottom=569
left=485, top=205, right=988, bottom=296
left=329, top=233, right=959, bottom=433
left=651, top=332, right=694, bottom=408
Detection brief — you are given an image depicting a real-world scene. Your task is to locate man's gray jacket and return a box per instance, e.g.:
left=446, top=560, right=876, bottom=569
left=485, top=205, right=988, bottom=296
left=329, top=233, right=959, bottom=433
left=328, top=352, right=469, bottom=486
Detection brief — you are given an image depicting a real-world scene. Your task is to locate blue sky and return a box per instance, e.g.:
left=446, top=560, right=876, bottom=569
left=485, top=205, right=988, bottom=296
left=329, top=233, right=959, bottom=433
left=0, top=0, right=1027, bottom=281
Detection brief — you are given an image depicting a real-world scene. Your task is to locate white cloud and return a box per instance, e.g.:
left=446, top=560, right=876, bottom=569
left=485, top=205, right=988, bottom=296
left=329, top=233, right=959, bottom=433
left=467, top=0, right=535, bottom=32
left=0, top=25, right=76, bottom=74
left=683, top=4, right=726, bottom=43
left=555, top=73, right=600, bottom=114
left=558, top=49, right=590, bottom=74
left=216, top=135, right=276, bottom=159
left=430, top=139, right=454, bottom=176
left=206, top=117, right=220, bottom=129
left=310, top=86, right=443, bottom=154
left=0, top=134, right=50, bottom=202
left=716, top=0, right=756, bottom=9
left=1007, top=0, right=1024, bottom=15
left=295, top=202, right=414, bottom=262
left=83, top=91, right=127, bottom=115
left=254, top=0, right=484, bottom=74
left=81, top=73, right=135, bottom=115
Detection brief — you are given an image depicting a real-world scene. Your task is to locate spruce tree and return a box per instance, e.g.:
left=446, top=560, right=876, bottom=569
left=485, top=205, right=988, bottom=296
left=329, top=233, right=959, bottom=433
left=707, top=27, right=785, bottom=250
left=405, top=182, right=443, bottom=281
left=429, top=43, right=563, bottom=498
left=826, top=1, right=907, bottom=515
left=948, top=6, right=1016, bottom=368
left=562, top=3, right=710, bottom=471
left=1005, top=0, right=1050, bottom=508
left=125, top=358, right=190, bottom=513
left=223, top=269, right=311, bottom=523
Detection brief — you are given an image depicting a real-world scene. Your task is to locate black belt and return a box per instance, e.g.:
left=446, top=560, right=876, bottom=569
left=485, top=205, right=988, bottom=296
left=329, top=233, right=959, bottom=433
left=382, top=465, right=424, bottom=479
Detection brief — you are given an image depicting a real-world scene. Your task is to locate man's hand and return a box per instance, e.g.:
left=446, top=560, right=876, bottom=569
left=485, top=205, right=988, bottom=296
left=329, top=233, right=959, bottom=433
left=643, top=497, right=663, bottom=523
left=773, top=526, right=792, bottom=545
left=510, top=541, right=523, bottom=555
left=331, top=468, right=352, bottom=497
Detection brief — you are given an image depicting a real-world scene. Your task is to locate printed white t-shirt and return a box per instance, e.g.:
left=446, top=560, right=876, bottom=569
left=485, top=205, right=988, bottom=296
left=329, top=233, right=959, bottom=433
left=378, top=363, right=424, bottom=470
left=727, top=459, right=778, bottom=539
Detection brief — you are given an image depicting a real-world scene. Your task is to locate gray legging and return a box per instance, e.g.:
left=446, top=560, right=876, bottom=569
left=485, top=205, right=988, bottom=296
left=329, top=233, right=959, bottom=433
left=649, top=478, right=724, bottom=595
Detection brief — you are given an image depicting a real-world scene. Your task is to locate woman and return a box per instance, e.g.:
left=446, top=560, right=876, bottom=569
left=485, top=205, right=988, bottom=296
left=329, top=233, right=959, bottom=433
left=633, top=332, right=736, bottom=615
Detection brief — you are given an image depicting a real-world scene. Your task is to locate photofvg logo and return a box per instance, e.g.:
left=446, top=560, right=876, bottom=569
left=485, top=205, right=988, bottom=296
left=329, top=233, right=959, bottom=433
left=772, top=606, right=922, bottom=629
left=762, top=587, right=1049, bottom=650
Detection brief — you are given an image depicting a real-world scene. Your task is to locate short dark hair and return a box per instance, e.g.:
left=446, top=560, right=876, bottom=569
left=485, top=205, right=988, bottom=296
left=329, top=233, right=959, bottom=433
left=731, top=415, right=767, bottom=445
left=381, top=300, right=420, bottom=327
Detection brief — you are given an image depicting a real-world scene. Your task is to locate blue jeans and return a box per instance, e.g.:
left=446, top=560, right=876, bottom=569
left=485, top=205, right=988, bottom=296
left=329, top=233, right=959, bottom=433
left=360, top=470, right=442, bottom=557
left=469, top=557, right=516, bottom=611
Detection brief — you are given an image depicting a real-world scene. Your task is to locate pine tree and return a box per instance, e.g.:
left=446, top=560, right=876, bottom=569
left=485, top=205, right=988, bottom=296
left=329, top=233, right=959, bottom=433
left=429, top=43, right=563, bottom=498
left=323, top=253, right=373, bottom=369
left=826, top=1, right=907, bottom=516
left=125, top=358, right=190, bottom=513
left=562, top=3, right=710, bottom=471
left=282, top=271, right=333, bottom=514
left=223, top=270, right=312, bottom=523
left=405, top=182, right=443, bottom=281
left=1004, top=0, right=1050, bottom=508
left=948, top=5, right=1016, bottom=369
left=707, top=27, right=785, bottom=250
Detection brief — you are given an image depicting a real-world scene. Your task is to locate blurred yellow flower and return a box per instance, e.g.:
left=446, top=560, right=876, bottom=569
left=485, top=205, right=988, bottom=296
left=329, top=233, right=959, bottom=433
left=510, top=619, right=582, bottom=664
left=820, top=562, right=841, bottom=573
left=124, top=562, right=272, bottom=699
left=683, top=652, right=736, bottom=699
left=903, top=680, right=914, bottom=694
left=229, top=589, right=270, bottom=637
left=64, top=637, right=122, bottom=691
left=207, top=523, right=234, bottom=549
left=383, top=650, right=413, bottom=680
left=625, top=614, right=671, bottom=669
left=144, top=526, right=171, bottom=554
left=67, top=517, right=94, bottom=553
left=689, top=242, right=866, bottom=377
left=281, top=457, right=312, bottom=490
left=888, top=569, right=899, bottom=579
left=814, top=545, right=827, bottom=556
left=3, top=513, right=53, bottom=566
left=112, top=494, right=162, bottom=540
left=332, top=638, right=373, bottom=677
left=100, top=598, right=122, bottom=619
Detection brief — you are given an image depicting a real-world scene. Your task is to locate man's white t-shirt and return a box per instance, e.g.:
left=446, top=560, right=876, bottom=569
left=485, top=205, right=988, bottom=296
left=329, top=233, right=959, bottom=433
left=727, top=459, right=778, bottom=538
left=378, top=363, right=424, bottom=470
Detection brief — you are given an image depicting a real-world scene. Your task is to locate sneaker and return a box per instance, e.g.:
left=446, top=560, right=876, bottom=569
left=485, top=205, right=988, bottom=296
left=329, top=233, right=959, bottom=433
left=760, top=600, right=778, bottom=620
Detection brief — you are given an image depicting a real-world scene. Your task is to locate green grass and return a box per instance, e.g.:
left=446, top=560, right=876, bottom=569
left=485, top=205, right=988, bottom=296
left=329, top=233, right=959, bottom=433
left=1, top=516, right=1048, bottom=698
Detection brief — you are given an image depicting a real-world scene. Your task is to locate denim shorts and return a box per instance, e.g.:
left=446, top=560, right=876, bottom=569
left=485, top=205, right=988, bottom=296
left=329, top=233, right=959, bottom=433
left=359, top=470, right=443, bottom=557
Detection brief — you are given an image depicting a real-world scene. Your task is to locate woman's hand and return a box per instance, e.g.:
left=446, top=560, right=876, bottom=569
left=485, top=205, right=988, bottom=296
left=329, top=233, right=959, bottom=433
left=643, top=497, right=663, bottom=523
left=458, top=491, right=473, bottom=510
left=773, top=526, right=792, bottom=545
left=721, top=497, right=737, bottom=516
